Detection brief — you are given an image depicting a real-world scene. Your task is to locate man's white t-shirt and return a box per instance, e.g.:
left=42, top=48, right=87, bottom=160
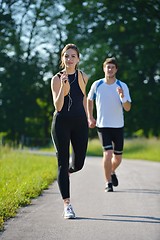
left=87, top=78, right=131, bottom=128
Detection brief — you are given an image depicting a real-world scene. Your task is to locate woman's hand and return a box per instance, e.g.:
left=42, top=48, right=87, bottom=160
left=60, top=71, right=68, bottom=86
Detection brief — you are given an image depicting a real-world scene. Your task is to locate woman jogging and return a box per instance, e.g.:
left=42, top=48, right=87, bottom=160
left=51, top=43, right=89, bottom=219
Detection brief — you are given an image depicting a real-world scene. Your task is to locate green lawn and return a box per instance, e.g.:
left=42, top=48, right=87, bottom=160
left=87, top=138, right=160, bottom=162
left=0, top=148, right=57, bottom=231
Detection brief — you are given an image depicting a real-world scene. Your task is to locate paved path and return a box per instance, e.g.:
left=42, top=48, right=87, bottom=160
left=0, top=157, right=160, bottom=240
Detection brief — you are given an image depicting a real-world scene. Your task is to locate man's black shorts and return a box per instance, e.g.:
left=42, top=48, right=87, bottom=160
left=97, top=127, right=124, bottom=155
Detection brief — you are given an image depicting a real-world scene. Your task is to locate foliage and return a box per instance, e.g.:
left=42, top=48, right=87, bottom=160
left=63, top=0, right=160, bottom=137
left=0, top=148, right=57, bottom=230
left=0, top=0, right=160, bottom=145
left=0, top=0, right=64, bottom=143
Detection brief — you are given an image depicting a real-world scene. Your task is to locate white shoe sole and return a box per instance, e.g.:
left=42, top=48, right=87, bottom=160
left=63, top=214, right=76, bottom=219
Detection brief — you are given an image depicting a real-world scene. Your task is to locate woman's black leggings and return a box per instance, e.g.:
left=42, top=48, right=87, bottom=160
left=51, top=113, right=88, bottom=199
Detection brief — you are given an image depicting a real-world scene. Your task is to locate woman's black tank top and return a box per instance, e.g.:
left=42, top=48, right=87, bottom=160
left=57, top=70, right=86, bottom=117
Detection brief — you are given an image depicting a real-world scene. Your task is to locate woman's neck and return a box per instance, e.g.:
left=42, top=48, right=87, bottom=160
left=65, top=67, right=76, bottom=75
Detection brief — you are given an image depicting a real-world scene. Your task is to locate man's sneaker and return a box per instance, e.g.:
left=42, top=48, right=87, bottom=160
left=105, top=183, right=113, bottom=192
left=63, top=204, right=76, bottom=219
left=111, top=173, right=118, bottom=187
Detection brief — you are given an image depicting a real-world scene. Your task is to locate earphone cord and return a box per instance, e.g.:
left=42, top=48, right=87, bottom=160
left=67, top=71, right=77, bottom=111
left=68, top=92, right=72, bottom=111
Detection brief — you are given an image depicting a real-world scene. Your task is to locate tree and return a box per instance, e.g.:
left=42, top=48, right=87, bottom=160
left=63, top=0, right=160, bottom=137
left=0, top=0, right=160, bottom=146
left=0, top=0, right=67, bottom=144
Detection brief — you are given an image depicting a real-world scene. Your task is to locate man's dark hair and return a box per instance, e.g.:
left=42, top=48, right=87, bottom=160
left=103, top=57, right=118, bottom=69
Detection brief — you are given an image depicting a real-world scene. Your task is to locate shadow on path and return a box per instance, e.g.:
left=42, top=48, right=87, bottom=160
left=115, top=189, right=160, bottom=195
left=75, top=215, right=160, bottom=224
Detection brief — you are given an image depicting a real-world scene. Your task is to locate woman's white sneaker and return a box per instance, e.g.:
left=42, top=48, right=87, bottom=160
left=63, top=204, right=76, bottom=219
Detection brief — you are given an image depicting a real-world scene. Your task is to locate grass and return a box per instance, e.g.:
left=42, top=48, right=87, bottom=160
left=87, top=137, right=160, bottom=162
left=0, top=147, right=57, bottom=231
left=123, top=138, right=160, bottom=161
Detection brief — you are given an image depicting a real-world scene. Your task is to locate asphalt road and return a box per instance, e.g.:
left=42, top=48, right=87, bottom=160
left=0, top=157, right=160, bottom=240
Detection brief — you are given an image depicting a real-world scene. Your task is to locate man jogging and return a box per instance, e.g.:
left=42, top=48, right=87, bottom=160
left=87, top=57, right=131, bottom=192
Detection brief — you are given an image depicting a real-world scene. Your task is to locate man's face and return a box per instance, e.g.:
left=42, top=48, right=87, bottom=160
left=104, top=63, right=117, bottom=78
